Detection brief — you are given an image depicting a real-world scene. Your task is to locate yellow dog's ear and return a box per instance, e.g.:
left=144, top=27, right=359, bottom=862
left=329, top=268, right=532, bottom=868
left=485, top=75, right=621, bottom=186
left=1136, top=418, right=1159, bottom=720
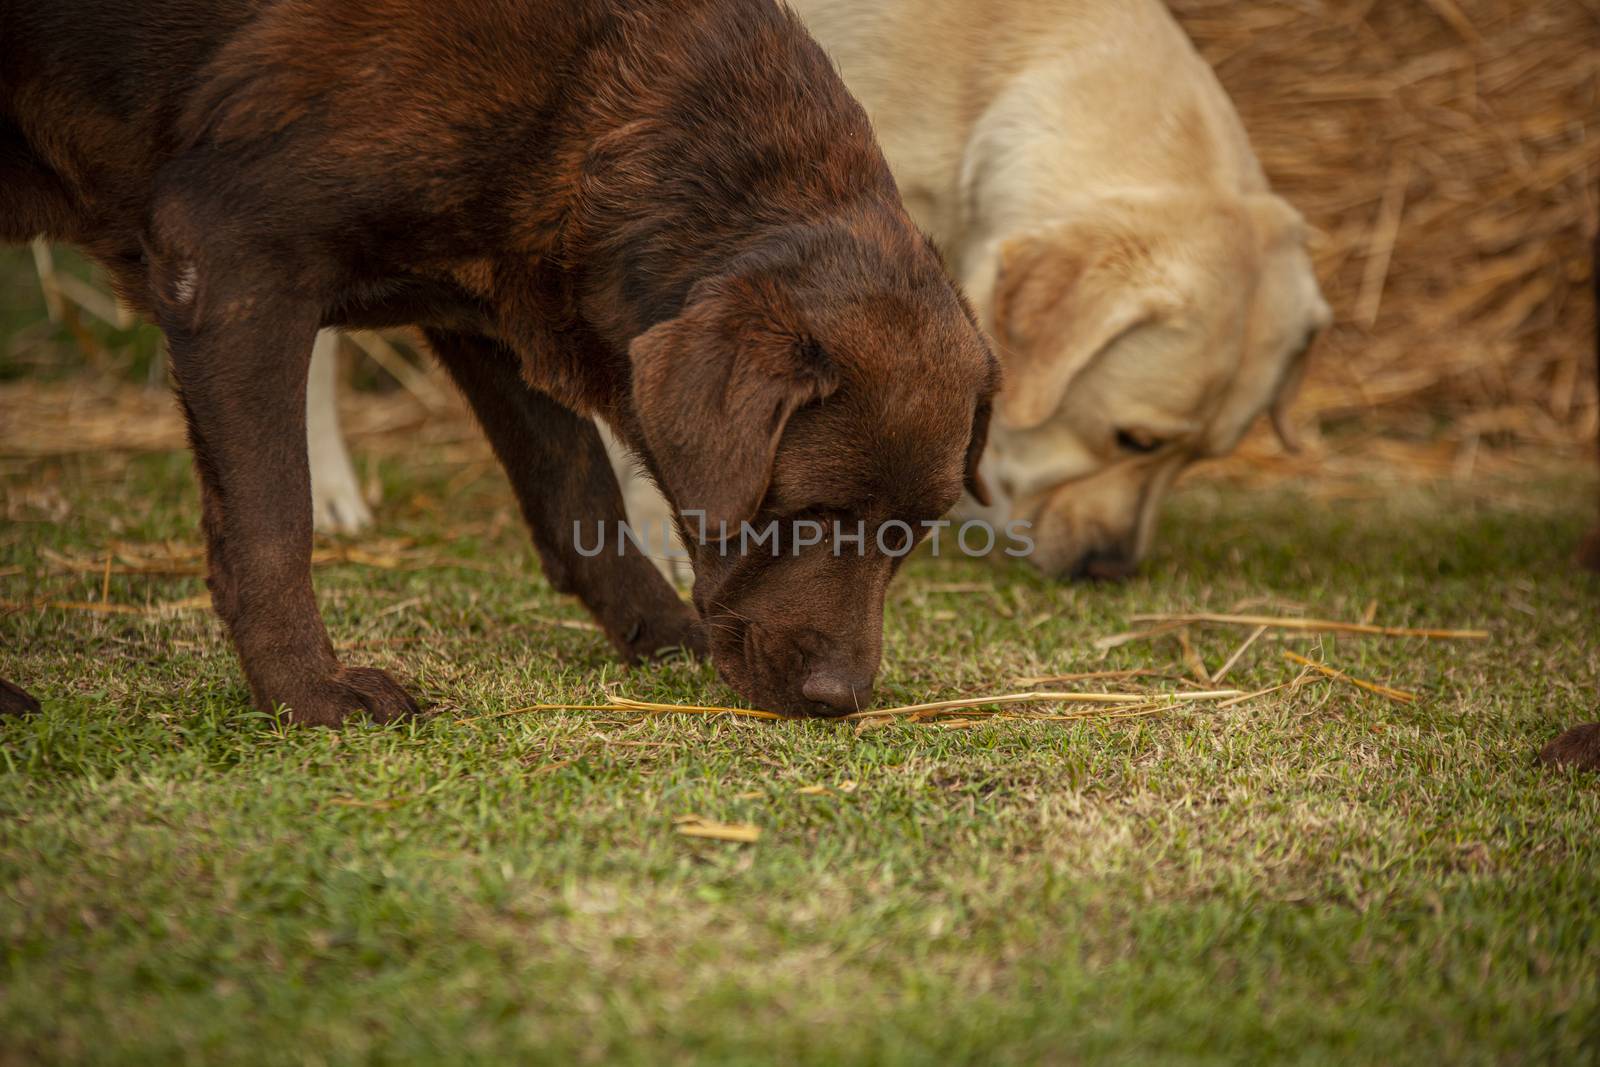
left=1267, top=317, right=1333, bottom=455
left=1244, top=193, right=1309, bottom=252
left=987, top=229, right=1172, bottom=430
left=1269, top=346, right=1310, bottom=453
left=1246, top=193, right=1329, bottom=455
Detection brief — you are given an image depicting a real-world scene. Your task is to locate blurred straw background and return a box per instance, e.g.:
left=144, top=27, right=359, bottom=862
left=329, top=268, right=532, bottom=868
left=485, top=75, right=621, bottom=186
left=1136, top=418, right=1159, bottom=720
left=1171, top=0, right=1599, bottom=452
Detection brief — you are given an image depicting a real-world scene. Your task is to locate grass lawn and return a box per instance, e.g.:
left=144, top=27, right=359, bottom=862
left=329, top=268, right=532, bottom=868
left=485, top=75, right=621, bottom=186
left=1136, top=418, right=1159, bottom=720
left=2, top=416, right=1598, bottom=1064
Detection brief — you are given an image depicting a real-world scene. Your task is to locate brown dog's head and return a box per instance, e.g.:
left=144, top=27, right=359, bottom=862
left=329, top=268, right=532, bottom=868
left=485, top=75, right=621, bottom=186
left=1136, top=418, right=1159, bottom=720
left=970, top=190, right=1330, bottom=580
left=626, top=223, right=997, bottom=715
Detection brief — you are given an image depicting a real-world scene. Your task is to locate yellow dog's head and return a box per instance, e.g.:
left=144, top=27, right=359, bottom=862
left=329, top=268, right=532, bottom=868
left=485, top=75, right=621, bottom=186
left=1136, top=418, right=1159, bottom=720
left=970, top=190, right=1330, bottom=579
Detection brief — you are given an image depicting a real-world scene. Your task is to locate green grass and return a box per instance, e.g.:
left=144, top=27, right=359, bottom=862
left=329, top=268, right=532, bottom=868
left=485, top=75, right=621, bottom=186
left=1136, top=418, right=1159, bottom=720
left=2, top=432, right=1599, bottom=1065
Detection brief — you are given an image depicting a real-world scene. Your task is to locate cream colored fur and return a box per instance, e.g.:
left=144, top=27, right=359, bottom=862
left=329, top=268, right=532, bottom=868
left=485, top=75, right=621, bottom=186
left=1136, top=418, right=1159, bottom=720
left=306, top=331, right=373, bottom=535
left=608, top=0, right=1330, bottom=579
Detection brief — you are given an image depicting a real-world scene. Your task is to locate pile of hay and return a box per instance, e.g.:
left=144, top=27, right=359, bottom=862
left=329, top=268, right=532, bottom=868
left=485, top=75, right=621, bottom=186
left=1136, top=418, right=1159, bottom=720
left=1170, top=0, right=1599, bottom=451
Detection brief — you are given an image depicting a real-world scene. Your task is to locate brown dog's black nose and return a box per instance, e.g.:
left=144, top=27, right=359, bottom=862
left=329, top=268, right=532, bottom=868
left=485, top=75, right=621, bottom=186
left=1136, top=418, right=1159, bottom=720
left=801, top=669, right=871, bottom=715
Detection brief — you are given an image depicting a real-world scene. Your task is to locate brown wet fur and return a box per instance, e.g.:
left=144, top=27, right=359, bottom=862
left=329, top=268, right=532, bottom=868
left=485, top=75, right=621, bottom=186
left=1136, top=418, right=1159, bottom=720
left=2, top=0, right=997, bottom=723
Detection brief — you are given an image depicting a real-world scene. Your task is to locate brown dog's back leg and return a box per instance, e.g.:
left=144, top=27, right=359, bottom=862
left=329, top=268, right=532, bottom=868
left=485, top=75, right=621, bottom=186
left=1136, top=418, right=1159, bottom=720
left=426, top=329, right=704, bottom=662
left=156, top=271, right=418, bottom=726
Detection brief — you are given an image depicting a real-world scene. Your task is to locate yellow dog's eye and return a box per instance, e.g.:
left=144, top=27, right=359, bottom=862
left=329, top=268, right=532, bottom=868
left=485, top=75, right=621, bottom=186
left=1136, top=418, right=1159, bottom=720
left=1115, top=429, right=1165, bottom=455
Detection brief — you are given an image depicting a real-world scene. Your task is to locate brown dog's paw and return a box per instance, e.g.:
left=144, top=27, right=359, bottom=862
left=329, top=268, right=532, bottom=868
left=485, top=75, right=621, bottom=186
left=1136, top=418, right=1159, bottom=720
left=0, top=678, right=42, bottom=717
left=275, top=667, right=422, bottom=727
left=1538, top=722, right=1600, bottom=773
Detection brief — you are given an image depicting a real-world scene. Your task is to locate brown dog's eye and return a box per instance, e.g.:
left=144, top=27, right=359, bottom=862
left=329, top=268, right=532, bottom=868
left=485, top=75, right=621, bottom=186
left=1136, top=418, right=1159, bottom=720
left=1115, top=429, right=1165, bottom=455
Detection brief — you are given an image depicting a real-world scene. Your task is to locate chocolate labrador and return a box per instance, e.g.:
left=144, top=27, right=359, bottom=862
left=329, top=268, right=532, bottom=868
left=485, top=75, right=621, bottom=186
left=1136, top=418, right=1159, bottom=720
left=1, top=0, right=997, bottom=722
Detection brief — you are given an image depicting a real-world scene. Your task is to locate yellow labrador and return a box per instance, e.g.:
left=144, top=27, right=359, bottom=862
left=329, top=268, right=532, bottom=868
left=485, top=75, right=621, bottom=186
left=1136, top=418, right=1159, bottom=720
left=801, top=0, right=1329, bottom=579
left=308, top=0, right=1329, bottom=582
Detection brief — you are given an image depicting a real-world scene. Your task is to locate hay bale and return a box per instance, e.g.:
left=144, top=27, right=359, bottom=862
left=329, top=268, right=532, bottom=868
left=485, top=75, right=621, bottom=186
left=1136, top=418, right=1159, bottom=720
left=1169, top=0, right=1600, bottom=448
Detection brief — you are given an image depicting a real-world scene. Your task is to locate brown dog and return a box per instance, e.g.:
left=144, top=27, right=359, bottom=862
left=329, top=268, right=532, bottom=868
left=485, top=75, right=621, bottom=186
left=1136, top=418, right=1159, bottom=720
left=2, top=0, right=997, bottom=721
left=1540, top=230, right=1600, bottom=771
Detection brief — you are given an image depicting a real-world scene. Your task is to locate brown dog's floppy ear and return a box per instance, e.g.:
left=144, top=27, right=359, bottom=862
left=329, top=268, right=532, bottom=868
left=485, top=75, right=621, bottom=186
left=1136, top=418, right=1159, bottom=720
left=989, top=232, right=1167, bottom=430
left=630, top=287, right=838, bottom=536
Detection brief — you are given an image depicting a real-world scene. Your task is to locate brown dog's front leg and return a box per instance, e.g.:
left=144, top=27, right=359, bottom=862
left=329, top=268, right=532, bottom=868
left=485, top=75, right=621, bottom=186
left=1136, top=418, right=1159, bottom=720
left=426, top=329, right=704, bottom=662
left=159, top=289, right=419, bottom=726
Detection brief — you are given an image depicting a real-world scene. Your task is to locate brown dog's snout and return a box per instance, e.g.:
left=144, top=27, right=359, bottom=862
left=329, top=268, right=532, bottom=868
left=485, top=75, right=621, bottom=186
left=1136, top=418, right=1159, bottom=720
left=800, top=663, right=874, bottom=716
left=711, top=610, right=881, bottom=717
